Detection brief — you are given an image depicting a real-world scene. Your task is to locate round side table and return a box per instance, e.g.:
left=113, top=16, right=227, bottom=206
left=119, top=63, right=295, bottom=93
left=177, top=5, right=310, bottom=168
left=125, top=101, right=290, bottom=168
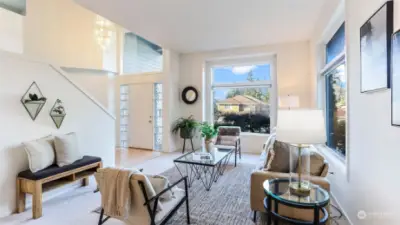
left=263, top=178, right=330, bottom=225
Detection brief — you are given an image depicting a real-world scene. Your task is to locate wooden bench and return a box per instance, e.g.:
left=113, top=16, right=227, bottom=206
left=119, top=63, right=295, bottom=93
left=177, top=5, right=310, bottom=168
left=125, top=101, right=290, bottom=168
left=16, top=156, right=102, bottom=219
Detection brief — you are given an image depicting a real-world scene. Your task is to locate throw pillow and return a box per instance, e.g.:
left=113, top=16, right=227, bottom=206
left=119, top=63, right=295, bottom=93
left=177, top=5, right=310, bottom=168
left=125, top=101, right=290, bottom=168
left=296, top=149, right=326, bottom=176
left=267, top=141, right=298, bottom=173
left=146, top=175, right=175, bottom=201
left=54, top=132, right=82, bottom=167
left=218, top=136, right=238, bottom=146
left=23, top=137, right=56, bottom=173
left=261, top=134, right=276, bottom=170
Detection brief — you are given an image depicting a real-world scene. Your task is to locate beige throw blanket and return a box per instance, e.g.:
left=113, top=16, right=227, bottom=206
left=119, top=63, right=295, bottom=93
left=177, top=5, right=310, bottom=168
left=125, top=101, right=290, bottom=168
left=95, top=168, right=139, bottom=219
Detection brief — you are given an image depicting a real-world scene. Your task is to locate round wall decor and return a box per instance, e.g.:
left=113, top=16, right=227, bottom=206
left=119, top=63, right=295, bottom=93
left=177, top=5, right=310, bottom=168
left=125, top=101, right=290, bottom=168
left=181, top=86, right=198, bottom=104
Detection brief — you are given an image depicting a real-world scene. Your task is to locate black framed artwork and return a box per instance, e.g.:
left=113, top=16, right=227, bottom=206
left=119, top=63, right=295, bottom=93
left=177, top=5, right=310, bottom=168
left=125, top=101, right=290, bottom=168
left=392, top=30, right=400, bottom=126
left=360, top=1, right=393, bottom=93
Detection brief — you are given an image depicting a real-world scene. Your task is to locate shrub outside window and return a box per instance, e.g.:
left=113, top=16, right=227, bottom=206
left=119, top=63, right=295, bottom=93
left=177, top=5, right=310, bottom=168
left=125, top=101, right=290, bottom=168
left=212, top=64, right=271, bottom=134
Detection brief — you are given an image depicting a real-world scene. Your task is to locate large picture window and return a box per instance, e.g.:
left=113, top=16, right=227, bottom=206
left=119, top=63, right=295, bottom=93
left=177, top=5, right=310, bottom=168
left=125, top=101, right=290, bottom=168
left=212, top=64, right=272, bottom=134
left=322, top=23, right=347, bottom=157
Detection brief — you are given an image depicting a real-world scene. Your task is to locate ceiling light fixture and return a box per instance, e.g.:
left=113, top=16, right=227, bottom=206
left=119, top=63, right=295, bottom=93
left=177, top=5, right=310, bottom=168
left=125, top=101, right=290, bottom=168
left=94, top=15, right=114, bottom=50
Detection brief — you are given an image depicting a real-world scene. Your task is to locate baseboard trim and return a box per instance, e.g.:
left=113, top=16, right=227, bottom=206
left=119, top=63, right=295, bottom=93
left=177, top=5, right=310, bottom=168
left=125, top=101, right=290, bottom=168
left=330, top=192, right=354, bottom=225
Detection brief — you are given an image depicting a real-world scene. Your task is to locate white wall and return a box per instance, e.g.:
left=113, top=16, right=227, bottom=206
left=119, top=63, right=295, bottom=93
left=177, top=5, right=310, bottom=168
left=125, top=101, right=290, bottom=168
left=179, top=41, right=312, bottom=153
left=311, top=0, right=400, bottom=224
left=66, top=70, right=116, bottom=114
left=24, top=0, right=118, bottom=72
left=0, top=51, right=115, bottom=217
left=0, top=7, right=23, bottom=54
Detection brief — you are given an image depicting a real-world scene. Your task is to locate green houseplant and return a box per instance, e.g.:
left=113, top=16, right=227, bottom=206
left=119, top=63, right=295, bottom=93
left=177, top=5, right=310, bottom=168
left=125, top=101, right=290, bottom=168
left=200, top=122, right=218, bottom=152
left=171, top=116, right=199, bottom=139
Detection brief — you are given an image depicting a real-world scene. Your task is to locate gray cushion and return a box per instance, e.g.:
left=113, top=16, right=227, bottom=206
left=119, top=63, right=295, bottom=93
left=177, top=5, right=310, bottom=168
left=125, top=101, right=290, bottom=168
left=268, top=141, right=298, bottom=173
left=297, top=149, right=326, bottom=176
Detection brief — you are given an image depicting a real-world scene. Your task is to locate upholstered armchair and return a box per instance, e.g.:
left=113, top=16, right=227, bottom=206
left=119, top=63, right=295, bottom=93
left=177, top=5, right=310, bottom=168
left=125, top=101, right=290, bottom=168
left=215, top=126, right=241, bottom=167
left=250, top=132, right=331, bottom=224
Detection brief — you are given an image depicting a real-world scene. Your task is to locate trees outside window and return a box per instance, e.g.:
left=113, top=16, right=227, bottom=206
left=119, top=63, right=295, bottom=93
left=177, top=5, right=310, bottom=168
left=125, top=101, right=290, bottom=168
left=212, top=64, right=271, bottom=134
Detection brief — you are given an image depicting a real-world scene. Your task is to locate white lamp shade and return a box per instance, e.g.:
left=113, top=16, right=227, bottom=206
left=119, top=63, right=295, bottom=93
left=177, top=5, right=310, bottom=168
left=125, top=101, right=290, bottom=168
left=276, top=109, right=326, bottom=144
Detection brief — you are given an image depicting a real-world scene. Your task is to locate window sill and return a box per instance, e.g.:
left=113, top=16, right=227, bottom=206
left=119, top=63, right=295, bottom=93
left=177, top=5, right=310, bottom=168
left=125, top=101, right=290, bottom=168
left=240, top=132, right=270, bottom=137
left=313, top=144, right=347, bottom=174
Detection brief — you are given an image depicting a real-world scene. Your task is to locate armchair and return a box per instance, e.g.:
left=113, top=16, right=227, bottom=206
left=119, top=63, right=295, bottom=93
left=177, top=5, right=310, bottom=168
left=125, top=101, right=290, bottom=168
left=96, top=171, right=190, bottom=225
left=250, top=132, right=331, bottom=223
left=215, top=126, right=241, bottom=167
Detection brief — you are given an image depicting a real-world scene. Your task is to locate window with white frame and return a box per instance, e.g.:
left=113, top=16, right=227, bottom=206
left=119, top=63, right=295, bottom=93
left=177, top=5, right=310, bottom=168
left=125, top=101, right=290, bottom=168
left=211, top=64, right=272, bottom=134
left=322, top=23, right=346, bottom=157
left=123, top=32, right=163, bottom=74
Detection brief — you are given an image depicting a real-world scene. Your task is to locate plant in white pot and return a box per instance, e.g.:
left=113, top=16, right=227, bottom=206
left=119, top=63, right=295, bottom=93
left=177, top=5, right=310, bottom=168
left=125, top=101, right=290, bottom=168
left=200, top=122, right=218, bottom=152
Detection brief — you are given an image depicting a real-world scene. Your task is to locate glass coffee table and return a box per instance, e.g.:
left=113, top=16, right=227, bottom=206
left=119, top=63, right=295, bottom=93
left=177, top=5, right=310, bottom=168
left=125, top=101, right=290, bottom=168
left=263, top=178, right=330, bottom=225
left=174, top=147, right=234, bottom=191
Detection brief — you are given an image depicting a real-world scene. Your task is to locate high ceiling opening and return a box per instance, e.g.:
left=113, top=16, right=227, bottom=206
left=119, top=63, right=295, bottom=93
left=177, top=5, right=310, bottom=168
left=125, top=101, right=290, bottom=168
left=76, top=0, right=329, bottom=53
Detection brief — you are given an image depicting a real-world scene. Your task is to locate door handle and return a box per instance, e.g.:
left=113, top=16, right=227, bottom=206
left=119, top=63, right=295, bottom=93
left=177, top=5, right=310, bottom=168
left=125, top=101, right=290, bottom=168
left=149, top=120, right=152, bottom=123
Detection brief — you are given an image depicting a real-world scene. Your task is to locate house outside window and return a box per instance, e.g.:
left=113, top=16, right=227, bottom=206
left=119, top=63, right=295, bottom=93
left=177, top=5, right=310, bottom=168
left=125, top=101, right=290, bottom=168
left=212, top=64, right=272, bottom=134
left=322, top=23, right=347, bottom=157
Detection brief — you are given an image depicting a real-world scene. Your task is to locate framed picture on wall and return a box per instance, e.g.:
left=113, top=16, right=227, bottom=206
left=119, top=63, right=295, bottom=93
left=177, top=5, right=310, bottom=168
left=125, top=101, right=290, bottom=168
left=391, top=30, right=400, bottom=126
left=360, top=1, right=393, bottom=93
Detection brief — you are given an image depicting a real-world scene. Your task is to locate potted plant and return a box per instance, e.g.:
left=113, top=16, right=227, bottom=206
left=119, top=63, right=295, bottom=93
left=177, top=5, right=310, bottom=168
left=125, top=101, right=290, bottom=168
left=200, top=122, right=218, bottom=152
left=171, top=116, right=199, bottom=139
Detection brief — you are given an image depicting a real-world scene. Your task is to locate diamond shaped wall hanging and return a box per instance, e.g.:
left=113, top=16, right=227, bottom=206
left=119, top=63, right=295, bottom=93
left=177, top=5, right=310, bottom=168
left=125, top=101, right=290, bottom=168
left=21, top=82, right=47, bottom=121
left=50, top=99, right=66, bottom=129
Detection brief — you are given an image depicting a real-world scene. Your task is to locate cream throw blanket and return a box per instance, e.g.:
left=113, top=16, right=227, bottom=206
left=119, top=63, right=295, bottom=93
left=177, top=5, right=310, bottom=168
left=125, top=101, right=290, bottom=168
left=95, top=168, right=139, bottom=219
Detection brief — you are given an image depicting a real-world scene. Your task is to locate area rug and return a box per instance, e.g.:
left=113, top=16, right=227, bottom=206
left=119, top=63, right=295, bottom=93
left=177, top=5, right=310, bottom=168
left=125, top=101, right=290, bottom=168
left=161, top=163, right=265, bottom=225
left=92, top=164, right=346, bottom=225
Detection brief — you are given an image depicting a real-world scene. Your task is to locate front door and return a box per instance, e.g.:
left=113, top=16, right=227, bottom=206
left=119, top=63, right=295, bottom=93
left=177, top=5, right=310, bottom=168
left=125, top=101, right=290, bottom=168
left=128, top=83, right=154, bottom=150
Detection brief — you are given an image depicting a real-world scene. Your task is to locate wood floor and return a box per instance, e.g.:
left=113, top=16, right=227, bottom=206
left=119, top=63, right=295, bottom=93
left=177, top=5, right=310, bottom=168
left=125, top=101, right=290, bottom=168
left=115, top=148, right=162, bottom=168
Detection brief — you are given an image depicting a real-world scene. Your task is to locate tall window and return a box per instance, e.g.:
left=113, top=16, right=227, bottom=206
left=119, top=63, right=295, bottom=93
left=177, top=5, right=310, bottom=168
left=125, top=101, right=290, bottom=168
left=123, top=33, right=163, bottom=74
left=153, top=83, right=163, bottom=151
left=119, top=85, right=129, bottom=148
left=323, top=23, right=346, bottom=157
left=212, top=64, right=272, bottom=134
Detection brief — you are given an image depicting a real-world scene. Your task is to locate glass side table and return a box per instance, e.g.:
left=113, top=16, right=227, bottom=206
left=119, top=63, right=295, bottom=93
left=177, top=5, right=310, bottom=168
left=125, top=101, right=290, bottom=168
left=263, top=178, right=330, bottom=225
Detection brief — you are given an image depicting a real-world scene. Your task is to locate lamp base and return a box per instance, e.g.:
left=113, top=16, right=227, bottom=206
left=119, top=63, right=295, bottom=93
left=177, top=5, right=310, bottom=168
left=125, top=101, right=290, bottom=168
left=289, top=182, right=311, bottom=197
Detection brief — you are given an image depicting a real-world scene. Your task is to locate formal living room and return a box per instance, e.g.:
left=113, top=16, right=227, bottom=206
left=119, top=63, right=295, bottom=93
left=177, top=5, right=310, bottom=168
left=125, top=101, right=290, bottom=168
left=0, top=0, right=399, bottom=225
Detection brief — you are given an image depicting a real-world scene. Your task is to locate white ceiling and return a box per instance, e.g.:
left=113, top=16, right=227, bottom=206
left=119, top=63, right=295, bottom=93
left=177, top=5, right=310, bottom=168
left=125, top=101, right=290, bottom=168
left=75, top=0, right=328, bottom=53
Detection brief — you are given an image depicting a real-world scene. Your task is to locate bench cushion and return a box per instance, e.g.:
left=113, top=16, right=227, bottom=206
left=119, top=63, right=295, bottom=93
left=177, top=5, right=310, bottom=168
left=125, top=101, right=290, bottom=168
left=18, top=156, right=101, bottom=180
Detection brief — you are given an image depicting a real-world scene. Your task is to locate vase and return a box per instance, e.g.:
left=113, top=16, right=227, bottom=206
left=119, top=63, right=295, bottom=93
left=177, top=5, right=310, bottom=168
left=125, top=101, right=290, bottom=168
left=204, top=139, right=214, bottom=152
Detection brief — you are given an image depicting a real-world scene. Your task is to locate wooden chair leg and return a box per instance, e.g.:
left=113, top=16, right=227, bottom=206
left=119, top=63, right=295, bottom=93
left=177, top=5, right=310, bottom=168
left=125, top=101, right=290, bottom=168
left=82, top=177, right=89, bottom=186
left=32, top=182, right=42, bottom=219
left=16, top=178, right=26, bottom=213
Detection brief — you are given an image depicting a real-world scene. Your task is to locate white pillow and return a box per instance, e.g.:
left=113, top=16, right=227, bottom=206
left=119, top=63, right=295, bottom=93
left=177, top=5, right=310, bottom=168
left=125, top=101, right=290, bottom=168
left=24, top=137, right=56, bottom=173
left=146, top=175, right=175, bottom=201
left=54, top=132, right=82, bottom=167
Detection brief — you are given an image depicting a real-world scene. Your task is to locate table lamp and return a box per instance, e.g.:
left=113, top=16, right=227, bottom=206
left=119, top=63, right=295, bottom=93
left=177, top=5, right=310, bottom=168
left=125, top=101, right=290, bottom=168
left=276, top=109, right=326, bottom=196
